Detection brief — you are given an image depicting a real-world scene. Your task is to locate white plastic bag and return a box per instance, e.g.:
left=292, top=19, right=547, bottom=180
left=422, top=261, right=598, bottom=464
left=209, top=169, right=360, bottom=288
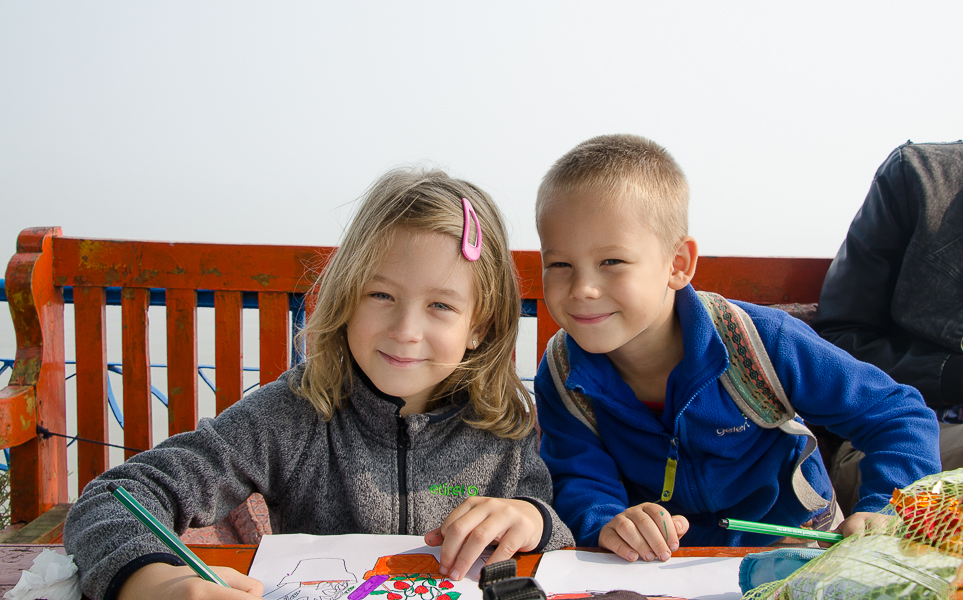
left=3, top=548, right=81, bottom=600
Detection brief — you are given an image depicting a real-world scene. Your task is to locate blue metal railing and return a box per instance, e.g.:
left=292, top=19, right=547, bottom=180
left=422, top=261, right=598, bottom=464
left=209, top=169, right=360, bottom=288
left=0, top=277, right=309, bottom=367
left=66, top=361, right=264, bottom=430
left=0, top=356, right=262, bottom=472
left=1, top=279, right=296, bottom=472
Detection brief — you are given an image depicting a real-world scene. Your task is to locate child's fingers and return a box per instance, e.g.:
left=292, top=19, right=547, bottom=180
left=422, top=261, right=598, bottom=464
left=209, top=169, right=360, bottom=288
left=437, top=498, right=542, bottom=581
left=214, top=567, right=264, bottom=596
left=599, top=504, right=679, bottom=562
left=443, top=507, right=521, bottom=580
left=836, top=511, right=894, bottom=538
left=484, top=503, right=542, bottom=567
left=438, top=497, right=480, bottom=538
left=620, top=505, right=673, bottom=560
left=119, top=564, right=263, bottom=600
left=437, top=498, right=496, bottom=579
left=424, top=528, right=444, bottom=547
left=638, top=503, right=680, bottom=553
left=598, top=521, right=643, bottom=562
left=444, top=527, right=495, bottom=581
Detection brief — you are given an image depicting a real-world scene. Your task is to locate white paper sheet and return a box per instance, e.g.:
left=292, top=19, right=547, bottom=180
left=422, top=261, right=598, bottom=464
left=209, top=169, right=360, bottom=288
left=249, top=534, right=486, bottom=600
left=533, top=550, right=743, bottom=600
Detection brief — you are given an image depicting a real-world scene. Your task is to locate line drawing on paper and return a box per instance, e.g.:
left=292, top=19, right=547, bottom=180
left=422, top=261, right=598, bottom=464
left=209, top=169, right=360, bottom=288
left=265, top=557, right=358, bottom=600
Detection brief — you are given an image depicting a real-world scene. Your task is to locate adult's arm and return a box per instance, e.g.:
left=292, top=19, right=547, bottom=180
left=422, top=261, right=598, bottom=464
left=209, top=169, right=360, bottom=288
left=813, top=147, right=963, bottom=408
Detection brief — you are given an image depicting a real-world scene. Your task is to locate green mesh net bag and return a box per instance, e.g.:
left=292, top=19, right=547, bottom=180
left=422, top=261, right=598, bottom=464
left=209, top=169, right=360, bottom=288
left=744, top=470, right=963, bottom=600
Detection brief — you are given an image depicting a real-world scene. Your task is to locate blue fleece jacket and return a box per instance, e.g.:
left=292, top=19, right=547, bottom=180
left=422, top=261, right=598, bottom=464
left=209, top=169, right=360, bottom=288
left=535, top=284, right=941, bottom=547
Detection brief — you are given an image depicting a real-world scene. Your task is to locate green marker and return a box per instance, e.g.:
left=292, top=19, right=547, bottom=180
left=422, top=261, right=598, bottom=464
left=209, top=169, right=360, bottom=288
left=107, top=482, right=230, bottom=587
left=719, top=518, right=844, bottom=543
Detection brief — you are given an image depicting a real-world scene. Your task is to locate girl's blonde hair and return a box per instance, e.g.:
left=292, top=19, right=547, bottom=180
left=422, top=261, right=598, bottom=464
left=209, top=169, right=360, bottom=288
left=290, top=168, right=533, bottom=438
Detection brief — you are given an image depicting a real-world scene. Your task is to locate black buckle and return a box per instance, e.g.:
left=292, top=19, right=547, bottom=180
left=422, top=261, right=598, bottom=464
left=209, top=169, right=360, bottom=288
left=478, top=559, right=546, bottom=600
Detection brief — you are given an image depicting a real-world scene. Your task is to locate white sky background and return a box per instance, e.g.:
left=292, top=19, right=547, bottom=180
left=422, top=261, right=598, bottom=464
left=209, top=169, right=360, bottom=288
left=2, top=1, right=961, bottom=260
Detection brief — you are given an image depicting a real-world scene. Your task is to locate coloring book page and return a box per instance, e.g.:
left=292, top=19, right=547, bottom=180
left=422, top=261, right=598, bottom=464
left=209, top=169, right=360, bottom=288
left=249, top=534, right=487, bottom=600
left=534, top=550, right=743, bottom=600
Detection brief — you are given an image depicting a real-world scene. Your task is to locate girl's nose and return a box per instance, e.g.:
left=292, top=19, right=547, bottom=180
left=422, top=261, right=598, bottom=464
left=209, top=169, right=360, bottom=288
left=388, top=307, right=423, bottom=342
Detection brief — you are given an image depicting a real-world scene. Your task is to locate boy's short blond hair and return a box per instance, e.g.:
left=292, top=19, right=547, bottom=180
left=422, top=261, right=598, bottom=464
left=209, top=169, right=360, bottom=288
left=536, top=134, right=689, bottom=257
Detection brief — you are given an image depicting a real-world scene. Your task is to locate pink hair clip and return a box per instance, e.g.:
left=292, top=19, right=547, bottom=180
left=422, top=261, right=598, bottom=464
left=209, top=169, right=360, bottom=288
left=461, top=198, right=482, bottom=261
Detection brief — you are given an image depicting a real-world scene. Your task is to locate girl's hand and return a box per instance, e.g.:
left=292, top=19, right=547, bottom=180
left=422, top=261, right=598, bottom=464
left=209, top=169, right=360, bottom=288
left=424, top=497, right=543, bottom=581
left=825, top=511, right=894, bottom=546
left=598, top=502, right=689, bottom=562
left=118, top=562, right=264, bottom=600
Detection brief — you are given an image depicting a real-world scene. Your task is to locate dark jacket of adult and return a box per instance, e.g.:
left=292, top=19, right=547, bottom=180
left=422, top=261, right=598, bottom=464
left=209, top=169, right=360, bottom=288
left=814, top=141, right=963, bottom=410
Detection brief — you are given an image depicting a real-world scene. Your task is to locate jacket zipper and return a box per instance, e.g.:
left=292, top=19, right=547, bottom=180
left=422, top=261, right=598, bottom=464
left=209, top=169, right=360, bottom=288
left=396, top=414, right=409, bottom=535
left=661, top=376, right=717, bottom=504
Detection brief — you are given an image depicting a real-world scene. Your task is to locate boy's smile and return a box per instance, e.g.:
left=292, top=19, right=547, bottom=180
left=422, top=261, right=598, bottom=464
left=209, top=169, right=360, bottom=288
left=539, top=192, right=689, bottom=362
left=347, top=229, right=479, bottom=415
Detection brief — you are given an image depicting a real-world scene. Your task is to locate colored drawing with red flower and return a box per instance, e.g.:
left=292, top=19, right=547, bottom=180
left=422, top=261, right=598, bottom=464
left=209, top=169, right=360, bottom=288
left=355, top=554, right=461, bottom=600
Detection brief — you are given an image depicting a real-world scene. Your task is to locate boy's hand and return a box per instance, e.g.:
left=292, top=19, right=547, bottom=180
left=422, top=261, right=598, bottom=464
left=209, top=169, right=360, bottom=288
left=424, top=497, right=543, bottom=581
left=825, top=511, right=894, bottom=546
left=599, top=502, right=689, bottom=562
left=118, top=562, right=264, bottom=600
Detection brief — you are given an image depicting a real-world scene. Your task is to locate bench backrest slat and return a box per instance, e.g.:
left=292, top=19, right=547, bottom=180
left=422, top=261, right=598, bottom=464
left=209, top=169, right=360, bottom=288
left=74, top=286, right=109, bottom=494
left=121, top=287, right=152, bottom=461
left=214, top=291, right=245, bottom=415
left=693, top=256, right=829, bottom=304
left=259, top=291, right=290, bottom=386
left=51, top=237, right=326, bottom=292
left=167, top=289, right=199, bottom=436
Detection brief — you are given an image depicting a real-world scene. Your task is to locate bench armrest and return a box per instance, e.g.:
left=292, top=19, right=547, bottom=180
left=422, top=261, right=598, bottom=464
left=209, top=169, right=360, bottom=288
left=2, top=227, right=67, bottom=524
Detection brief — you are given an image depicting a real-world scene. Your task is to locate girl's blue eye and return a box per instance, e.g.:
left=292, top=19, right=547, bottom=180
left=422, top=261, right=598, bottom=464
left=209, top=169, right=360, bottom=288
left=431, top=302, right=454, bottom=311
left=601, top=259, right=624, bottom=266
left=546, top=262, right=570, bottom=269
left=369, top=292, right=391, bottom=300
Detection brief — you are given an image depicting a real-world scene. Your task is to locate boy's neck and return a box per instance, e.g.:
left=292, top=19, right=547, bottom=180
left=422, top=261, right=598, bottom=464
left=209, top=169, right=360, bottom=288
left=606, top=309, right=685, bottom=408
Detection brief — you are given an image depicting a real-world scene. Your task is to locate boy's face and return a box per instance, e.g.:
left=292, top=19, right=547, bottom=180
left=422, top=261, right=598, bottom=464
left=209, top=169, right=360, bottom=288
left=539, top=191, right=681, bottom=356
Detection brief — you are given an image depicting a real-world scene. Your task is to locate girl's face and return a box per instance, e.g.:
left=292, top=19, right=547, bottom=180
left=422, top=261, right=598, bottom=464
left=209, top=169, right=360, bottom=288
left=346, top=229, right=480, bottom=415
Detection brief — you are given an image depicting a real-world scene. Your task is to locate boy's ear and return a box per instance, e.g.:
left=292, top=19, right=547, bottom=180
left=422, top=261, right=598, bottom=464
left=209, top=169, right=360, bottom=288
left=668, top=236, right=698, bottom=291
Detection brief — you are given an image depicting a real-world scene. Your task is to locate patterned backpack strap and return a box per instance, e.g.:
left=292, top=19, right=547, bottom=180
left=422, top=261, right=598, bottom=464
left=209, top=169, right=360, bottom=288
left=546, top=329, right=600, bottom=438
left=697, top=291, right=829, bottom=513
left=697, top=291, right=794, bottom=427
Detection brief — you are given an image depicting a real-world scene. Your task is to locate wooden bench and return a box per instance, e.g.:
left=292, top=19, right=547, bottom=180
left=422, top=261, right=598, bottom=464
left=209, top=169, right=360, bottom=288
left=0, top=226, right=832, bottom=541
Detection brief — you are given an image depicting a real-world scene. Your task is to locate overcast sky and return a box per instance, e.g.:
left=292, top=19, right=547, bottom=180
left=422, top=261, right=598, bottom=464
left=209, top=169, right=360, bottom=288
left=2, top=2, right=962, bottom=260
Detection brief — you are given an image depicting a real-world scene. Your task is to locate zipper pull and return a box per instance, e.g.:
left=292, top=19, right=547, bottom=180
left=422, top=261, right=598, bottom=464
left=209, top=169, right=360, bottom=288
left=661, top=437, right=679, bottom=502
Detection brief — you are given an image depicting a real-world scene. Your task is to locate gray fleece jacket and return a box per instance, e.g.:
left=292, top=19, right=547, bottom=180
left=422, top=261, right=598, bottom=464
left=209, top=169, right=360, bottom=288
left=64, top=366, right=573, bottom=600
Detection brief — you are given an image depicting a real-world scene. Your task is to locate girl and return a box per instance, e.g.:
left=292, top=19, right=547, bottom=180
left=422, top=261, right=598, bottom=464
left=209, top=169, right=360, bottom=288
left=64, top=168, right=574, bottom=600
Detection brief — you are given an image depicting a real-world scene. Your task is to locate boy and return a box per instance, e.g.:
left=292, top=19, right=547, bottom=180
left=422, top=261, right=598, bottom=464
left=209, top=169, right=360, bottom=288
left=534, top=134, right=941, bottom=562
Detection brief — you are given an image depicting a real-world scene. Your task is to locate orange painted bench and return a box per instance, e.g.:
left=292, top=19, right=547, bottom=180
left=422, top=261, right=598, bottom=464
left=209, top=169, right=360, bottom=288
left=0, top=226, right=831, bottom=540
